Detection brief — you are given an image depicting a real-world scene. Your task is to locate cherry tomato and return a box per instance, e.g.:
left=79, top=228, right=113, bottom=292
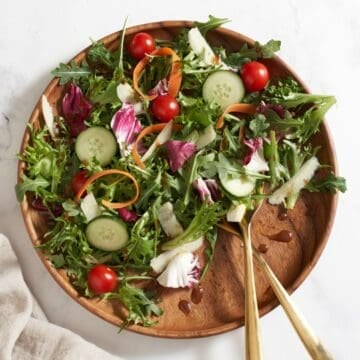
left=128, top=32, right=156, bottom=60
left=87, top=264, right=117, bottom=294
left=71, top=170, right=89, bottom=196
left=241, top=61, right=270, bottom=92
left=150, top=95, right=180, bottom=123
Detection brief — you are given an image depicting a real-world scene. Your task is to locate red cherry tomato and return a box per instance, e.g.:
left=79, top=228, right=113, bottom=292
left=128, top=32, right=156, bottom=60
left=71, top=170, right=89, bottom=196
left=87, top=264, right=117, bottom=294
left=150, top=95, right=180, bottom=123
left=241, top=61, right=270, bottom=92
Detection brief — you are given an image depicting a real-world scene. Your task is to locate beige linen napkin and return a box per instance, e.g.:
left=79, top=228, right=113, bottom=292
left=0, top=234, right=123, bottom=360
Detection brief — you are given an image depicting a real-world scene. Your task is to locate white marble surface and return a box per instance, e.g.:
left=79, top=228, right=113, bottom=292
left=0, top=0, right=359, bottom=359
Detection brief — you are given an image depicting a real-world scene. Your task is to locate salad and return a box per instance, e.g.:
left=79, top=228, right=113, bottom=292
left=16, top=16, right=346, bottom=329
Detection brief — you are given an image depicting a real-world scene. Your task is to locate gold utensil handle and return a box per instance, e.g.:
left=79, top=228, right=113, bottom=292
left=252, top=250, right=333, bottom=360
left=240, top=221, right=263, bottom=360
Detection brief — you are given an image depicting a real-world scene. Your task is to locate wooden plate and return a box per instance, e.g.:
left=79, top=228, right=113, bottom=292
left=17, top=21, right=338, bottom=338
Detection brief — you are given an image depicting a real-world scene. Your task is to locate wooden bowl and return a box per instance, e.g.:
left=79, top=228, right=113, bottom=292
left=17, top=21, right=338, bottom=338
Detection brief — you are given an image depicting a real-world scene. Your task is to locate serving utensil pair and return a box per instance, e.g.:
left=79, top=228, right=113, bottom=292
left=219, top=208, right=333, bottom=360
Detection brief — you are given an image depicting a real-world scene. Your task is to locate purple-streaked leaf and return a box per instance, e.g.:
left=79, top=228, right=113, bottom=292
left=193, top=178, right=215, bottom=203
left=62, top=83, right=92, bottom=137
left=243, top=137, right=263, bottom=165
left=110, top=104, right=142, bottom=157
left=164, top=140, right=196, bottom=172
left=118, top=207, right=139, bottom=222
left=51, top=203, right=64, bottom=217
left=204, top=179, right=219, bottom=201
left=142, top=121, right=173, bottom=162
left=31, top=197, right=48, bottom=212
left=156, top=253, right=200, bottom=288
left=148, top=78, right=168, bottom=97
left=257, top=103, right=285, bottom=118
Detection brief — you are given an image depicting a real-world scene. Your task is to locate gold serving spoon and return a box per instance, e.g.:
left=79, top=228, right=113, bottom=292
left=239, top=208, right=263, bottom=360
left=218, top=222, right=333, bottom=360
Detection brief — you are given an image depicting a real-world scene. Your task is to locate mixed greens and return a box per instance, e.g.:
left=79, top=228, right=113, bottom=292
left=16, top=16, right=346, bottom=328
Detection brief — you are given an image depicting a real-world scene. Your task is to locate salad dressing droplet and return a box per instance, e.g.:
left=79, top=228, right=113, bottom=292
left=258, top=243, right=269, bottom=253
left=268, top=230, right=293, bottom=243
left=191, top=286, right=204, bottom=304
left=178, top=300, right=191, bottom=315
left=278, top=208, right=288, bottom=221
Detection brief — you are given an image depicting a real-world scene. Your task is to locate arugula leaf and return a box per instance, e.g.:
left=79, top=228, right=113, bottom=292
left=265, top=130, right=287, bottom=187
left=176, top=93, right=221, bottom=128
left=295, top=96, right=336, bottom=143
left=126, top=211, right=158, bottom=267
left=194, top=15, right=230, bottom=36
left=263, top=78, right=336, bottom=143
left=249, top=114, right=270, bottom=138
left=87, top=42, right=114, bottom=76
left=118, top=17, right=128, bottom=78
left=38, top=217, right=92, bottom=269
left=88, top=76, right=120, bottom=106
left=181, top=54, right=220, bottom=96
left=270, top=94, right=336, bottom=143
left=105, top=282, right=163, bottom=329
left=270, top=92, right=335, bottom=110
left=18, top=126, right=70, bottom=203
left=38, top=216, right=122, bottom=292
left=162, top=202, right=224, bottom=251
left=135, top=170, right=162, bottom=212
left=225, top=39, right=281, bottom=69
left=223, top=127, right=240, bottom=154
left=171, top=28, right=191, bottom=57
left=62, top=200, right=81, bottom=217
left=182, top=151, right=203, bottom=206
left=140, top=55, right=172, bottom=93
left=15, top=175, right=50, bottom=202
left=51, top=61, right=91, bottom=85
left=263, top=108, right=303, bottom=135
left=259, top=39, right=282, bottom=58
left=280, top=140, right=316, bottom=178
left=264, top=77, right=303, bottom=98
left=200, top=227, right=218, bottom=280
left=306, top=173, right=347, bottom=193
left=51, top=254, right=65, bottom=268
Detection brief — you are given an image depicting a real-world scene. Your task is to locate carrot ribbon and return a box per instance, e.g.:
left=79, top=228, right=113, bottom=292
left=74, top=169, right=139, bottom=210
left=216, top=103, right=257, bottom=129
left=133, top=47, right=182, bottom=100
left=131, top=123, right=182, bottom=169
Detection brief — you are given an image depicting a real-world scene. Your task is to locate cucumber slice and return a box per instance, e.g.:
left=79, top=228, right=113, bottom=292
left=219, top=172, right=256, bottom=198
left=203, top=70, right=245, bottom=110
left=75, top=127, right=117, bottom=166
left=85, top=216, right=128, bottom=251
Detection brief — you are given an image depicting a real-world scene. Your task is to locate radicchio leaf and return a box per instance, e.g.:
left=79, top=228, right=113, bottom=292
left=148, top=79, right=168, bottom=97
left=110, top=104, right=142, bottom=157
left=156, top=253, right=200, bottom=288
left=257, top=102, right=285, bottom=118
left=164, top=140, right=196, bottom=172
left=193, top=178, right=219, bottom=203
left=243, top=137, right=269, bottom=172
left=204, top=179, right=219, bottom=201
left=243, top=137, right=263, bottom=165
left=117, top=207, right=139, bottom=222
left=193, top=178, right=213, bottom=203
left=62, top=83, right=92, bottom=137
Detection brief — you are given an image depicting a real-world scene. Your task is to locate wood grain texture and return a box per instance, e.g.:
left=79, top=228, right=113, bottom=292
left=17, top=21, right=338, bottom=338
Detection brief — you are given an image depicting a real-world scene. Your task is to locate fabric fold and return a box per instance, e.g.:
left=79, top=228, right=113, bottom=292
left=0, top=234, right=122, bottom=360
